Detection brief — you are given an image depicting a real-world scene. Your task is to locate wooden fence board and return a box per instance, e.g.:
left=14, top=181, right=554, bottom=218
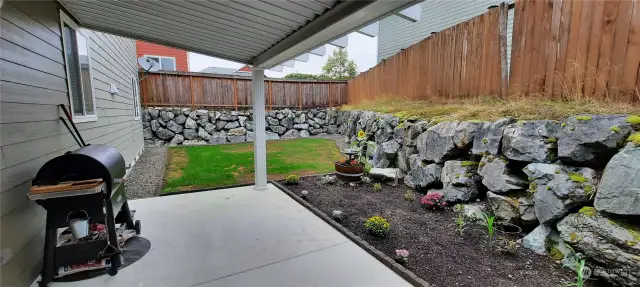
left=140, top=71, right=347, bottom=108
left=621, top=0, right=640, bottom=101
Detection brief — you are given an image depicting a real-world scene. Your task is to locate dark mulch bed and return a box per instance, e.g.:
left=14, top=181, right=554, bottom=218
left=280, top=176, right=576, bottom=287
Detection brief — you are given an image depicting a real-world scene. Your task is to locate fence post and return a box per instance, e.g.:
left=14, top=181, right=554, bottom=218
left=328, top=83, right=332, bottom=108
left=233, top=78, right=238, bottom=112
left=498, top=2, right=509, bottom=98
left=269, top=81, right=273, bottom=111
left=189, top=76, right=195, bottom=109
left=298, top=82, right=302, bottom=110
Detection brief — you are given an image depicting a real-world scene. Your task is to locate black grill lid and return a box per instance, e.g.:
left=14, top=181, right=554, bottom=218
left=33, top=144, right=125, bottom=188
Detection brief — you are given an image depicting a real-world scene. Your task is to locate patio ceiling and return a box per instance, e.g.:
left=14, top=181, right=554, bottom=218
left=59, top=0, right=420, bottom=68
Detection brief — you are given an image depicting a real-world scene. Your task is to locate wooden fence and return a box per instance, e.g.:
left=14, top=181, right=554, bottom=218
left=509, top=0, right=640, bottom=102
left=347, top=3, right=509, bottom=104
left=140, top=71, right=348, bottom=109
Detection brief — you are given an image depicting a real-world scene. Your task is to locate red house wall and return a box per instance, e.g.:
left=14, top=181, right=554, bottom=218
left=136, top=41, right=189, bottom=72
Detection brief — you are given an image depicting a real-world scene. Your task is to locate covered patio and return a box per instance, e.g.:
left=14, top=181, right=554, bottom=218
left=39, top=0, right=422, bottom=286
left=33, top=184, right=410, bottom=286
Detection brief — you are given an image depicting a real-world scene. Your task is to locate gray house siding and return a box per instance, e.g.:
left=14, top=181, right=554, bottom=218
left=0, top=1, right=144, bottom=286
left=378, top=0, right=515, bottom=70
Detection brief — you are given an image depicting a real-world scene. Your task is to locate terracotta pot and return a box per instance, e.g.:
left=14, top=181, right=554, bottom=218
left=334, top=163, right=364, bottom=175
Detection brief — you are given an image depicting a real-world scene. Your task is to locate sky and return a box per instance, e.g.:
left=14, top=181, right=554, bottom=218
left=188, top=33, right=378, bottom=78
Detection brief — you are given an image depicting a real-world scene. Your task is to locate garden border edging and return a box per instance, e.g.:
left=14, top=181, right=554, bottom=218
left=270, top=181, right=432, bottom=287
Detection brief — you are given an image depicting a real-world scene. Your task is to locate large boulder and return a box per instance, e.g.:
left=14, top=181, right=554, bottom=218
left=343, top=111, right=363, bottom=137
left=166, top=120, right=183, bottom=134
left=419, top=121, right=460, bottom=163
left=523, top=163, right=597, bottom=224
left=267, top=117, right=279, bottom=126
left=150, top=120, right=160, bottom=132
left=282, top=129, right=300, bottom=139
left=594, top=143, right=640, bottom=215
left=183, top=128, right=198, bottom=140
left=299, top=130, right=310, bottom=138
left=155, top=128, right=175, bottom=140
left=215, top=120, right=228, bottom=130
left=404, top=163, right=442, bottom=191
left=160, top=110, right=175, bottom=122
left=227, top=135, right=246, bottom=143
left=174, top=114, right=187, bottom=125
left=208, top=111, right=221, bottom=121
left=404, top=121, right=433, bottom=146
left=522, top=224, right=571, bottom=259
left=453, top=121, right=482, bottom=150
left=557, top=208, right=640, bottom=287
left=310, top=128, right=326, bottom=135
left=472, top=118, right=516, bottom=155
left=356, top=111, right=377, bottom=133
left=209, top=132, right=227, bottom=144
left=169, top=134, right=184, bottom=146
left=381, top=140, right=400, bottom=159
left=293, top=123, right=309, bottom=130
left=270, top=126, right=287, bottom=135
left=294, top=113, right=306, bottom=124
left=486, top=192, right=519, bottom=223
left=238, top=116, right=248, bottom=127
left=148, top=108, right=159, bottom=120
left=397, top=146, right=417, bottom=172
left=185, top=117, right=197, bottom=129
left=440, top=160, right=480, bottom=202
left=280, top=117, right=294, bottom=129
left=502, top=120, right=561, bottom=162
left=478, top=155, right=528, bottom=193
left=372, top=145, right=391, bottom=168
left=374, top=115, right=398, bottom=143
left=203, top=123, right=216, bottom=134
left=228, top=127, right=247, bottom=136
left=453, top=202, right=487, bottom=223
left=558, top=114, right=632, bottom=166
left=197, top=115, right=209, bottom=126
left=369, top=168, right=401, bottom=181
left=197, top=129, right=211, bottom=141
left=143, top=128, right=153, bottom=140
left=224, top=121, right=240, bottom=130
left=219, top=113, right=238, bottom=121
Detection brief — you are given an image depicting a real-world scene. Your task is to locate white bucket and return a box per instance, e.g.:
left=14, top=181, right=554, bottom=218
left=67, top=210, right=90, bottom=239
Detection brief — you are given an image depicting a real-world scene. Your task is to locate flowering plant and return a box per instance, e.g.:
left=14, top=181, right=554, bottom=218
left=364, top=216, right=391, bottom=237
left=395, top=249, right=409, bottom=264
left=337, top=158, right=361, bottom=167
left=421, top=192, right=447, bottom=209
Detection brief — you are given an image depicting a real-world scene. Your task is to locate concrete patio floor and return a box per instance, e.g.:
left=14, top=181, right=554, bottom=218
left=36, top=184, right=410, bottom=287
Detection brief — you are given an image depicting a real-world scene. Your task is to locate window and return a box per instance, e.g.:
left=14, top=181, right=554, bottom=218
left=131, top=75, right=141, bottom=119
left=145, top=55, right=176, bottom=71
left=60, top=11, right=96, bottom=122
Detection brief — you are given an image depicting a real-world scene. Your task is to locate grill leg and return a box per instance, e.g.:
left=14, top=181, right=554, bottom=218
left=39, top=220, right=57, bottom=287
left=105, top=199, right=120, bottom=275
left=120, top=201, right=135, bottom=229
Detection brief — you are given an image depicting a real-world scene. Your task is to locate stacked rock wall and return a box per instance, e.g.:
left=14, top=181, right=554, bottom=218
left=142, top=107, right=338, bottom=146
left=335, top=110, right=640, bottom=287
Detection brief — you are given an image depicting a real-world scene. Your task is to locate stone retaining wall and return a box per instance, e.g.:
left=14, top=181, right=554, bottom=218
left=335, top=110, right=640, bottom=287
left=142, top=107, right=338, bottom=146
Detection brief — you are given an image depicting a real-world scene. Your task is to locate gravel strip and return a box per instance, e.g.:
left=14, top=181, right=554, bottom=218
left=125, top=147, right=167, bottom=199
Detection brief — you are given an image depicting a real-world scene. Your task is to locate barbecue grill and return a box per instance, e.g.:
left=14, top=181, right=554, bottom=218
left=30, top=144, right=140, bottom=287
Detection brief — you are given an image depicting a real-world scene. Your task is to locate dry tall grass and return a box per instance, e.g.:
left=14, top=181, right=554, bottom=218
left=341, top=96, right=640, bottom=122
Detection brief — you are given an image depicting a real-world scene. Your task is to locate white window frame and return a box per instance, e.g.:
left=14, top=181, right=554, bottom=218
left=131, top=75, right=141, bottom=120
left=144, top=55, right=176, bottom=71
left=60, top=11, right=97, bottom=123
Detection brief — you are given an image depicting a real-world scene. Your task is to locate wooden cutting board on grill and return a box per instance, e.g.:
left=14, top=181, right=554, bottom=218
left=29, top=179, right=103, bottom=195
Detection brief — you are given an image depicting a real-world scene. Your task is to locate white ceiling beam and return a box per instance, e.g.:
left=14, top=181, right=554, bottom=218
left=281, top=60, right=295, bottom=68
left=395, top=3, right=422, bottom=22
left=356, top=22, right=379, bottom=37
left=294, top=53, right=310, bottom=62
left=329, top=36, right=348, bottom=48
left=309, top=46, right=327, bottom=56
left=252, top=0, right=421, bottom=68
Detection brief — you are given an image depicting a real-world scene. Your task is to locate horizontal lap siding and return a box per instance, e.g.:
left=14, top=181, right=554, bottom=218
left=0, top=1, right=143, bottom=286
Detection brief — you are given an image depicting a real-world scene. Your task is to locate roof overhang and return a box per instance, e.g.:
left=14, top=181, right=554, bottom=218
left=59, top=0, right=419, bottom=69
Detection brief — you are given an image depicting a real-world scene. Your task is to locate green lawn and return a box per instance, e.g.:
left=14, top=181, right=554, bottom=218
left=162, top=138, right=342, bottom=193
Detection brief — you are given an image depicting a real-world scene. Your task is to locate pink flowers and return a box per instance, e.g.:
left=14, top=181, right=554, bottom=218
left=395, top=249, right=409, bottom=264
left=420, top=192, right=447, bottom=209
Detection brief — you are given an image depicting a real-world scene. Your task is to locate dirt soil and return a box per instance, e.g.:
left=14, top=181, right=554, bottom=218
left=279, top=176, right=577, bottom=287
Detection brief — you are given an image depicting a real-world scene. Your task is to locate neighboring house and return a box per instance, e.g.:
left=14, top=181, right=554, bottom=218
left=199, top=65, right=252, bottom=76
left=378, top=0, right=515, bottom=68
left=136, top=40, right=188, bottom=71
left=1, top=1, right=144, bottom=286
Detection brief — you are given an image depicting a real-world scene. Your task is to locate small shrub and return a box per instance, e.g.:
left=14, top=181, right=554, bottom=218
left=403, top=190, right=416, bottom=201
left=568, top=173, right=587, bottom=183
left=364, top=163, right=372, bottom=174
left=628, top=132, right=640, bottom=146
left=319, top=175, right=337, bottom=185
left=395, top=249, right=409, bottom=264
left=576, top=115, right=592, bottom=121
left=361, top=176, right=372, bottom=184
left=626, top=115, right=640, bottom=126
left=496, top=238, right=518, bottom=254
left=285, top=174, right=300, bottom=185
left=420, top=192, right=447, bottom=209
left=373, top=183, right=382, bottom=191
left=481, top=212, right=496, bottom=242
left=610, top=125, right=621, bottom=133
left=454, top=214, right=467, bottom=236
left=364, top=216, right=391, bottom=237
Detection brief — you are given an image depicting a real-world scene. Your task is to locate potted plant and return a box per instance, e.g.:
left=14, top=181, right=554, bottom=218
left=335, top=130, right=367, bottom=178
